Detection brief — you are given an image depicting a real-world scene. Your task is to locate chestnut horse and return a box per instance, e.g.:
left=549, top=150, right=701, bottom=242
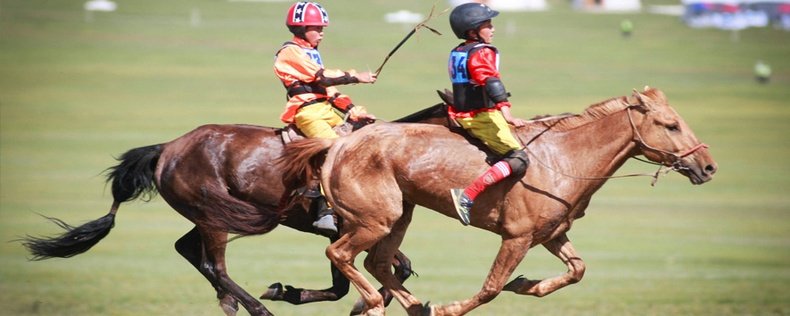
left=20, top=103, right=452, bottom=316
left=278, top=88, right=718, bottom=316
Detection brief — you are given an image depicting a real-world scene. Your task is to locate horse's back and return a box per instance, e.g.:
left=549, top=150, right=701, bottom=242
left=327, top=123, right=498, bottom=214
left=333, top=123, right=475, bottom=163
left=156, top=124, right=286, bottom=208
left=333, top=122, right=535, bottom=169
left=161, top=124, right=281, bottom=161
left=165, top=124, right=279, bottom=151
left=326, top=121, right=553, bottom=224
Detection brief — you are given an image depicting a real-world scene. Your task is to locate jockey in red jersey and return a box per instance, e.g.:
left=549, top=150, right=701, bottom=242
left=447, top=3, right=530, bottom=226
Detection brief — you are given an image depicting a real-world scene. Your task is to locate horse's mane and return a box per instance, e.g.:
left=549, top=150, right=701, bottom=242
left=530, top=96, right=630, bottom=132
left=394, top=103, right=447, bottom=123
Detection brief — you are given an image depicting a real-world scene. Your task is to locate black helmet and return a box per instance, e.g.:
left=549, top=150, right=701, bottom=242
left=449, top=3, right=499, bottom=40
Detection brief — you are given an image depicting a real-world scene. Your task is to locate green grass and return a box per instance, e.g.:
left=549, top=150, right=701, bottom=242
left=1, top=0, right=789, bottom=315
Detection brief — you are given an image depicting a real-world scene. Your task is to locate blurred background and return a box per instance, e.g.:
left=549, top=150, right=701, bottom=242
left=1, top=0, right=788, bottom=315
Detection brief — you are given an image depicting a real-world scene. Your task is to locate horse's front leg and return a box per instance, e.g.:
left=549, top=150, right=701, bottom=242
left=502, top=233, right=586, bottom=297
left=259, top=260, right=348, bottom=304
left=431, top=236, right=532, bottom=316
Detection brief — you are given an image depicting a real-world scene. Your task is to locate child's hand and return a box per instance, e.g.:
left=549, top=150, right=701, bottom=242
left=501, top=106, right=526, bottom=127
left=356, top=72, right=377, bottom=84
left=348, top=106, right=377, bottom=123
left=354, top=113, right=378, bottom=123
left=509, top=118, right=527, bottom=127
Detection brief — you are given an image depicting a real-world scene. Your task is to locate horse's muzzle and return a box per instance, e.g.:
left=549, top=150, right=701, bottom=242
left=677, top=157, right=717, bottom=185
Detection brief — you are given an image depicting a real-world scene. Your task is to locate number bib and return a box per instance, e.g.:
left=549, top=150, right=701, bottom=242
left=447, top=43, right=499, bottom=112
left=449, top=50, right=469, bottom=84
left=302, top=47, right=323, bottom=67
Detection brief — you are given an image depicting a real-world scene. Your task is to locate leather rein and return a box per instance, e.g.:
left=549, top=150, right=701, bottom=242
left=517, top=105, right=709, bottom=186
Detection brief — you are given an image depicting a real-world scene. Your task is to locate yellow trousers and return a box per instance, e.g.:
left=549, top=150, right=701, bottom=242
left=294, top=102, right=344, bottom=139
left=455, top=111, right=522, bottom=156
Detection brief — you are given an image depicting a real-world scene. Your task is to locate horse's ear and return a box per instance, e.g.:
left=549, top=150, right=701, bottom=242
left=631, top=88, right=653, bottom=112
left=437, top=89, right=454, bottom=105
left=631, top=88, right=643, bottom=103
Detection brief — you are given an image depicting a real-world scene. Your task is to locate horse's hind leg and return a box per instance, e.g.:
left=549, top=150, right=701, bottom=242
left=175, top=227, right=241, bottom=315
left=502, top=233, right=586, bottom=297
left=363, top=204, right=425, bottom=315
left=350, top=248, right=416, bottom=315
left=326, top=228, right=389, bottom=316
left=175, top=227, right=273, bottom=316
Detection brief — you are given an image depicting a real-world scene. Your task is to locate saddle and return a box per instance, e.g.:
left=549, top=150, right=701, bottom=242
left=281, top=123, right=350, bottom=144
left=437, top=89, right=462, bottom=128
left=280, top=120, right=368, bottom=145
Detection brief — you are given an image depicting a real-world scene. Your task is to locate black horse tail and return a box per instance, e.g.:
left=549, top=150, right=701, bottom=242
left=105, top=144, right=162, bottom=203
left=21, top=144, right=163, bottom=261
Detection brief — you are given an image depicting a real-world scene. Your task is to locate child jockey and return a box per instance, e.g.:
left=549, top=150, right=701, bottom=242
left=275, top=2, right=377, bottom=234
left=447, top=3, right=530, bottom=226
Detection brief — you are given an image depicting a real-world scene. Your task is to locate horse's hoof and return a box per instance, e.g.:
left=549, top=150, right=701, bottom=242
left=350, top=297, right=366, bottom=316
left=263, top=283, right=309, bottom=305
left=219, top=296, right=239, bottom=316
left=259, top=283, right=284, bottom=300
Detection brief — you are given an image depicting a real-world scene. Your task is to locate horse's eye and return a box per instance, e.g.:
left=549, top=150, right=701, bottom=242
left=667, top=125, right=679, bottom=132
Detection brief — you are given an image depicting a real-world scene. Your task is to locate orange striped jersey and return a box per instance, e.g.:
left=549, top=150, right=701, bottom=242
left=274, top=37, right=357, bottom=124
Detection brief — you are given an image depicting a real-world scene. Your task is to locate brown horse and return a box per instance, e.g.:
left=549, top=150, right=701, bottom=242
left=20, top=102, right=452, bottom=316
left=278, top=88, right=718, bottom=316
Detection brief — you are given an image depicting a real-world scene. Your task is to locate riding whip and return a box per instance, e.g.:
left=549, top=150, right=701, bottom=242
left=374, top=3, right=448, bottom=77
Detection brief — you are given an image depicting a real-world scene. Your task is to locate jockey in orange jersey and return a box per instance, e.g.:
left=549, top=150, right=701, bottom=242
left=447, top=3, right=530, bottom=226
left=275, top=2, right=377, bottom=234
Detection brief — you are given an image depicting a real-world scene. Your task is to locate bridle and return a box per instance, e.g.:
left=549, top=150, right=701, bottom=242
left=625, top=105, right=709, bottom=174
left=517, top=104, right=709, bottom=186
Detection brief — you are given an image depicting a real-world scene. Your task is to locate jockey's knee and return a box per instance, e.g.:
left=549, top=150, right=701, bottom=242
left=504, top=149, right=529, bottom=174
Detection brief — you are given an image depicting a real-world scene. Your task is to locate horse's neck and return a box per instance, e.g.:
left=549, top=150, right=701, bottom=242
left=529, top=110, right=637, bottom=180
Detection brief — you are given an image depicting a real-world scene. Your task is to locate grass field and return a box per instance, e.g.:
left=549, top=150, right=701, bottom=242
left=1, top=0, right=789, bottom=315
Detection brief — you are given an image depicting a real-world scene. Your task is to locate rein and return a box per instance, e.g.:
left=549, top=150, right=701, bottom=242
left=525, top=150, right=673, bottom=186
left=517, top=105, right=709, bottom=186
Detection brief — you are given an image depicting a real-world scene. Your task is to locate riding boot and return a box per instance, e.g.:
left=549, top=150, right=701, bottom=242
left=311, top=195, right=338, bottom=236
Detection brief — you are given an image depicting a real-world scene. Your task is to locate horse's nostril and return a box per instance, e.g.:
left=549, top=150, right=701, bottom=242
left=705, top=164, right=717, bottom=174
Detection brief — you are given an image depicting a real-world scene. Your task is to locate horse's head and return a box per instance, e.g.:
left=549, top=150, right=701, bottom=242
left=629, top=88, right=718, bottom=184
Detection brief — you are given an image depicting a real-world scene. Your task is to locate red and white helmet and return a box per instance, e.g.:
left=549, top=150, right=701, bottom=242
left=285, top=2, right=329, bottom=27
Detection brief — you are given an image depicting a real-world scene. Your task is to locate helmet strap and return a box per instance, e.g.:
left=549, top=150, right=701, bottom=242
left=466, top=29, right=483, bottom=43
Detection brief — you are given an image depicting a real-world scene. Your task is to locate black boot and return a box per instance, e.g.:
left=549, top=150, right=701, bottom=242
left=311, top=196, right=337, bottom=236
